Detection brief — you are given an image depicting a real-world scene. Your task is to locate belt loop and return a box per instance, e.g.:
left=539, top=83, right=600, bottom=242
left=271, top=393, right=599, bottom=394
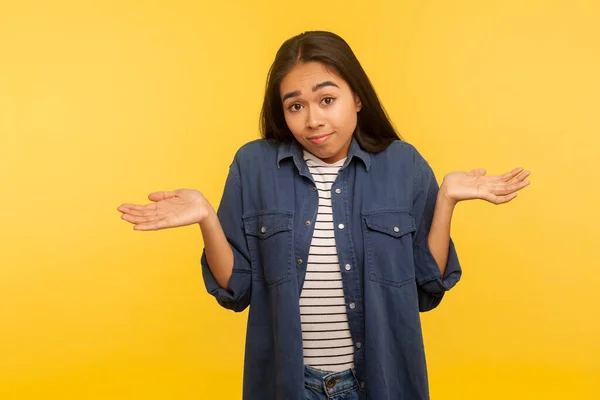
left=350, top=367, right=362, bottom=388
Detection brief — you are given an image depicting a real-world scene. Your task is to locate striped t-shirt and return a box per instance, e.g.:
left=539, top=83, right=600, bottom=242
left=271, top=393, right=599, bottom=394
left=300, top=150, right=354, bottom=372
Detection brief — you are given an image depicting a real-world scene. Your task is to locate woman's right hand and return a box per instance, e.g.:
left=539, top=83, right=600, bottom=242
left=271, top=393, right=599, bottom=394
left=117, top=189, right=213, bottom=230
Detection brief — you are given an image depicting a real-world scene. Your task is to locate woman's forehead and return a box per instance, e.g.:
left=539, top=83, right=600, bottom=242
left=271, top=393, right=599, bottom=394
left=280, top=62, right=347, bottom=96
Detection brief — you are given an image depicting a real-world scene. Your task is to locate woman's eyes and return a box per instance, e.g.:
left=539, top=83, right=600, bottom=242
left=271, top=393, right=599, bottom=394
left=288, top=97, right=336, bottom=112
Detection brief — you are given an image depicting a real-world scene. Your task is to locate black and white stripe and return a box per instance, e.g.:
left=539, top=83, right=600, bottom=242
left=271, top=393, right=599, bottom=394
left=300, top=150, right=354, bottom=372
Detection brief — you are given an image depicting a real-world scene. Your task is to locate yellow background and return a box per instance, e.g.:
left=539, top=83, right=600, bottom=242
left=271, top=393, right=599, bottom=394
left=1, top=0, right=598, bottom=398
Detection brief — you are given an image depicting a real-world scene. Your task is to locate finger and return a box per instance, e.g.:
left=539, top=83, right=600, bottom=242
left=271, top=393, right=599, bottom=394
left=118, top=204, right=157, bottom=216
left=148, top=190, right=179, bottom=202
left=471, top=168, right=487, bottom=176
left=498, top=168, right=522, bottom=182
left=120, top=213, right=159, bottom=225
left=134, top=219, right=170, bottom=231
left=492, top=192, right=519, bottom=204
left=117, top=203, right=143, bottom=212
left=129, top=207, right=158, bottom=217
left=499, top=168, right=525, bottom=182
left=508, top=170, right=531, bottom=185
left=491, top=180, right=531, bottom=196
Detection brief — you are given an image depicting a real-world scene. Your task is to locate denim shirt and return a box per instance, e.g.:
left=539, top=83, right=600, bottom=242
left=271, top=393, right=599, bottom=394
left=201, top=136, right=462, bottom=400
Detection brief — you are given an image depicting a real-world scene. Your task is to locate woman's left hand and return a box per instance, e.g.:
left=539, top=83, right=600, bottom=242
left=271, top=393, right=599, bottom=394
left=441, top=167, right=531, bottom=205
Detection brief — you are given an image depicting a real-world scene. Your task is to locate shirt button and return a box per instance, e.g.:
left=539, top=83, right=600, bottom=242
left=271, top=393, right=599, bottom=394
left=345, top=264, right=351, bottom=271
left=297, top=259, right=303, bottom=264
left=393, top=226, right=400, bottom=233
left=305, top=220, right=311, bottom=226
left=338, top=223, right=345, bottom=230
left=360, top=382, right=365, bottom=388
left=349, top=302, right=356, bottom=309
left=335, top=188, right=341, bottom=194
left=260, top=226, right=266, bottom=233
left=356, top=342, right=362, bottom=349
left=311, top=186, right=317, bottom=191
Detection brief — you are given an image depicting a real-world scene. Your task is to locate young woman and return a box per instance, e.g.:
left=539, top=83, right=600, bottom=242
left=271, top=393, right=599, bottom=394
left=118, top=31, right=531, bottom=400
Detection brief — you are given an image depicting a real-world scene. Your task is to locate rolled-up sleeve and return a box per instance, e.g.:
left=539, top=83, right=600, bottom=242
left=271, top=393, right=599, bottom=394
left=412, top=153, right=462, bottom=312
left=200, top=156, right=252, bottom=312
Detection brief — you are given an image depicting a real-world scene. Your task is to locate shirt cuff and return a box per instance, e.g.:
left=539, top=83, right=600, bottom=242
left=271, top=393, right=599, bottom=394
left=201, top=249, right=252, bottom=312
left=414, top=238, right=462, bottom=294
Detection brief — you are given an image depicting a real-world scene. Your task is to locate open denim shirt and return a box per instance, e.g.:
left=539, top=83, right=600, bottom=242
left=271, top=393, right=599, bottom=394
left=201, top=136, right=462, bottom=400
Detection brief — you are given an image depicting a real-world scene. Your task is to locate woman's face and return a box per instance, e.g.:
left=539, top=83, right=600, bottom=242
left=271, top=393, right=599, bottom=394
left=280, top=61, right=362, bottom=164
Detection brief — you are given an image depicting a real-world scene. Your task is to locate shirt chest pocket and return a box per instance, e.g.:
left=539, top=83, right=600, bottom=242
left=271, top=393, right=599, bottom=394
left=242, top=211, right=294, bottom=287
left=362, top=210, right=417, bottom=288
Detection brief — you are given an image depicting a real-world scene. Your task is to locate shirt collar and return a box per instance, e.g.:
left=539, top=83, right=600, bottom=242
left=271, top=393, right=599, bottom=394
left=276, top=133, right=371, bottom=172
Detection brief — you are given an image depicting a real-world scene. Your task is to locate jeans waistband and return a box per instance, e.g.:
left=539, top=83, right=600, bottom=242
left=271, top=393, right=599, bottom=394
left=304, top=364, right=360, bottom=396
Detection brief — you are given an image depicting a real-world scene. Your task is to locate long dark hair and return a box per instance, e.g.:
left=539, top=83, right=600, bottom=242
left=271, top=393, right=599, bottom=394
left=259, top=31, right=401, bottom=152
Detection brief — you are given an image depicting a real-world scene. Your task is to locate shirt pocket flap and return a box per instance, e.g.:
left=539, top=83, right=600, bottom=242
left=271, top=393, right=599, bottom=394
left=363, top=210, right=416, bottom=238
left=243, top=212, right=293, bottom=239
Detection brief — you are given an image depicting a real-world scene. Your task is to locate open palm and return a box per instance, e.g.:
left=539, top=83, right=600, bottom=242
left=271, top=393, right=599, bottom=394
left=441, top=167, right=531, bottom=205
left=117, top=189, right=211, bottom=230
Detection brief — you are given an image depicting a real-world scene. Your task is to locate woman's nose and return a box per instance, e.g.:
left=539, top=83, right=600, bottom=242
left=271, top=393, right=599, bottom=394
left=306, top=104, right=325, bottom=129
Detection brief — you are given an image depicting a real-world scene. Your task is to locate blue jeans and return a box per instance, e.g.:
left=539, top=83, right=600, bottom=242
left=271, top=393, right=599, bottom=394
left=303, top=365, right=361, bottom=399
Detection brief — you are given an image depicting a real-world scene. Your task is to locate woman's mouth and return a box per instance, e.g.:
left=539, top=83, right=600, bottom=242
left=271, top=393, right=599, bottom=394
left=308, top=133, right=333, bottom=145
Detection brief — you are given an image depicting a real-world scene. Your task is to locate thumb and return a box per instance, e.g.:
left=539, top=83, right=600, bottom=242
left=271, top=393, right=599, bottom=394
left=148, top=190, right=179, bottom=202
left=472, top=168, right=487, bottom=176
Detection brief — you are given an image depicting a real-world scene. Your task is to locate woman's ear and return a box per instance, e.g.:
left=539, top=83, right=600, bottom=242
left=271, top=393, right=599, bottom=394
left=354, top=93, right=362, bottom=112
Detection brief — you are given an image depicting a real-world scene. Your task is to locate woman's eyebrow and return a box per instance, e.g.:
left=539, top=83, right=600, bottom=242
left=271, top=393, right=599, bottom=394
left=282, top=81, right=340, bottom=102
